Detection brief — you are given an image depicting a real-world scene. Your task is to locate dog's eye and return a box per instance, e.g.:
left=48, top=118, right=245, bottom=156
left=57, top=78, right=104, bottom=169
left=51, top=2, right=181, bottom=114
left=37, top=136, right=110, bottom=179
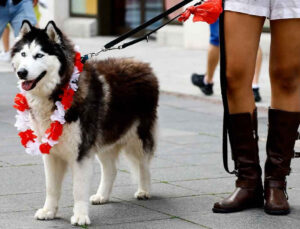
left=21, top=52, right=26, bottom=57
left=35, top=53, right=44, bottom=59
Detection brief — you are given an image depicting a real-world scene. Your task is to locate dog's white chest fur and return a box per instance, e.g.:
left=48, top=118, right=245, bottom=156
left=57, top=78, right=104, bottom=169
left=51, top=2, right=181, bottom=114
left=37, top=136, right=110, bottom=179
left=27, top=94, right=81, bottom=161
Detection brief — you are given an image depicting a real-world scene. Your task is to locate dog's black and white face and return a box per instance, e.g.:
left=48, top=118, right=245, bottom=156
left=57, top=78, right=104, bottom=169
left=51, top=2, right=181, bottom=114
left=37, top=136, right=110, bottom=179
left=11, top=21, right=74, bottom=97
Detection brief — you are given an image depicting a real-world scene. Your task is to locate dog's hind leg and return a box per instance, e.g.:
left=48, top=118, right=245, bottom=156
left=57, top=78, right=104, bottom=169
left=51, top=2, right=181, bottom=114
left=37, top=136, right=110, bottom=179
left=34, top=155, right=67, bottom=220
left=124, top=138, right=153, bottom=200
left=90, top=147, right=119, bottom=205
left=70, top=156, right=93, bottom=226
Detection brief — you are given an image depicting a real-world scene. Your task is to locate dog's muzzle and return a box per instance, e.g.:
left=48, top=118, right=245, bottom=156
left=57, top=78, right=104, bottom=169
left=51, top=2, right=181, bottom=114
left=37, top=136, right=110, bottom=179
left=17, top=68, right=28, bottom=80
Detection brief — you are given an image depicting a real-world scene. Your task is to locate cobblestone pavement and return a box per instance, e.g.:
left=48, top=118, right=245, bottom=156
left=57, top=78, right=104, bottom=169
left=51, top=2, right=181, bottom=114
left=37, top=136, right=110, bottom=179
left=1, top=71, right=300, bottom=229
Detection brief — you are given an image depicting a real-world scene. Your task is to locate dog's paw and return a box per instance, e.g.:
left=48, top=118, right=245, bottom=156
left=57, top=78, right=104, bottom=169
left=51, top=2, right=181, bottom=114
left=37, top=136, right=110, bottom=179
left=71, top=214, right=91, bottom=226
left=89, top=194, right=109, bottom=205
left=34, top=208, right=56, bottom=220
left=135, top=190, right=150, bottom=200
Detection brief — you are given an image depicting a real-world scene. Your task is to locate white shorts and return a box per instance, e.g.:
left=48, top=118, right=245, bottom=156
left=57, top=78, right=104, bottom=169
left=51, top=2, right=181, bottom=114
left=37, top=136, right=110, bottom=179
left=224, top=0, right=300, bottom=20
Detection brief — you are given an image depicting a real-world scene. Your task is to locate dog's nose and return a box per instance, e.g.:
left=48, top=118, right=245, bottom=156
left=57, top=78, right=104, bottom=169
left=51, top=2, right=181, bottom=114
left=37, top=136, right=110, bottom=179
left=17, top=69, right=28, bottom=80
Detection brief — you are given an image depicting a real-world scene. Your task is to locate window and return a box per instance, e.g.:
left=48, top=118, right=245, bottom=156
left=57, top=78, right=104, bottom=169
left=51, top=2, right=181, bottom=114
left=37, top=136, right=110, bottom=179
left=70, top=0, right=98, bottom=17
left=125, top=0, right=164, bottom=30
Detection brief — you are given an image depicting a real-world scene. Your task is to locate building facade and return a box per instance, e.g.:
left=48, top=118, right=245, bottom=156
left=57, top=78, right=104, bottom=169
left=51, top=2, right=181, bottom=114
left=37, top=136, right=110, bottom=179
left=44, top=0, right=269, bottom=52
left=69, top=0, right=183, bottom=35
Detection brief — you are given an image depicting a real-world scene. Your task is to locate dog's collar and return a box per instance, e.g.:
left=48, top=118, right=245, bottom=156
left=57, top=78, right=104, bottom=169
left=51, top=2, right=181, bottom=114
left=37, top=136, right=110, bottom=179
left=13, top=51, right=83, bottom=155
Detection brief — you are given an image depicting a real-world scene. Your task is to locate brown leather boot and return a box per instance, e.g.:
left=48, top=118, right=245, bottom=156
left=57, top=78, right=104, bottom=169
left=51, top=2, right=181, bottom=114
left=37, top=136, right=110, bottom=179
left=264, top=108, right=300, bottom=215
left=213, top=109, right=263, bottom=213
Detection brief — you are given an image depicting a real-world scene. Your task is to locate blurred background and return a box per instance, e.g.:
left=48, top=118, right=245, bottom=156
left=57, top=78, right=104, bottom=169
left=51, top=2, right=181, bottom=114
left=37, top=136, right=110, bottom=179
left=0, top=0, right=272, bottom=106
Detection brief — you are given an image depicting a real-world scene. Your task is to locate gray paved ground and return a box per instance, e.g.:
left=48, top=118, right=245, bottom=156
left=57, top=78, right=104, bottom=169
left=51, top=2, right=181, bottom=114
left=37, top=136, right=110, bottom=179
left=1, top=71, right=300, bottom=229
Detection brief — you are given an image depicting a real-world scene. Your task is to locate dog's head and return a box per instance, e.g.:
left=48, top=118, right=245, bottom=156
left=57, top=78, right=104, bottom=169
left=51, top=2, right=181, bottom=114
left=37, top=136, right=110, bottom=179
left=11, top=21, right=75, bottom=97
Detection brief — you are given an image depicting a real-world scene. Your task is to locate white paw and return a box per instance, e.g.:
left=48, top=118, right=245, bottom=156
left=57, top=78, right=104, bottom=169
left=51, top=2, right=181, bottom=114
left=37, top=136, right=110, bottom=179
left=71, top=214, right=91, bottom=226
left=89, top=194, right=109, bottom=205
left=135, top=190, right=150, bottom=200
left=34, top=208, right=56, bottom=220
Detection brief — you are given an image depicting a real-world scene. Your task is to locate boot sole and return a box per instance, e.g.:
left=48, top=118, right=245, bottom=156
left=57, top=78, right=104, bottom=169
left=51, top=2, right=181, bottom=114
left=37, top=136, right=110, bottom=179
left=264, top=208, right=290, bottom=215
left=212, top=200, right=264, bottom=214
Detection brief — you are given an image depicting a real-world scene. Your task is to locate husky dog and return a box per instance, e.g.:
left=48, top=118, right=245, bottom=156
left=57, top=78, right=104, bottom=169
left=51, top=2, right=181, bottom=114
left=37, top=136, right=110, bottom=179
left=11, top=21, right=159, bottom=226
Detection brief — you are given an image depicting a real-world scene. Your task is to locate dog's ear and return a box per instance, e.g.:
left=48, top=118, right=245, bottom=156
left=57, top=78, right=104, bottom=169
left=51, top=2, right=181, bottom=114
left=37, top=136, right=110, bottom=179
left=19, top=20, right=32, bottom=37
left=45, top=21, right=61, bottom=44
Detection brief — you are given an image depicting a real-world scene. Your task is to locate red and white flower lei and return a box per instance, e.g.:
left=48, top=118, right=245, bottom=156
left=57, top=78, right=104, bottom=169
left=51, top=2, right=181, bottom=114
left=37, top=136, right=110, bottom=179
left=13, top=52, right=83, bottom=155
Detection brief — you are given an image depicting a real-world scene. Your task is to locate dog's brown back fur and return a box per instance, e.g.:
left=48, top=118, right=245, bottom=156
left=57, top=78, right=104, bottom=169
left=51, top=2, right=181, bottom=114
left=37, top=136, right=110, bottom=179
left=66, top=58, right=159, bottom=161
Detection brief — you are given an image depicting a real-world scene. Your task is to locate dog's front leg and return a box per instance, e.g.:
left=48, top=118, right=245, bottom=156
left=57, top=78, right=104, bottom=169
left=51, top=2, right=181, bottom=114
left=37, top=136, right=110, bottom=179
left=35, top=155, right=67, bottom=220
left=70, top=157, right=93, bottom=226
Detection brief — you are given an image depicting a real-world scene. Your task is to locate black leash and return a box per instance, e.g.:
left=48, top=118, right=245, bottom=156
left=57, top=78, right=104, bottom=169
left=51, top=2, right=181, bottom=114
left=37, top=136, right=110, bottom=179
left=219, top=1, right=237, bottom=175
left=104, top=0, right=195, bottom=49
left=81, top=0, right=205, bottom=63
left=80, top=0, right=236, bottom=176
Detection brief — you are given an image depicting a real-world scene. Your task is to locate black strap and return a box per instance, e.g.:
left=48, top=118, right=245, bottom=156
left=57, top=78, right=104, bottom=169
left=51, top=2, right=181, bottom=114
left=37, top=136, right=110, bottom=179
left=120, top=1, right=205, bottom=50
left=104, top=0, right=194, bottom=49
left=219, top=1, right=237, bottom=175
left=82, top=0, right=204, bottom=63
left=121, top=14, right=180, bottom=49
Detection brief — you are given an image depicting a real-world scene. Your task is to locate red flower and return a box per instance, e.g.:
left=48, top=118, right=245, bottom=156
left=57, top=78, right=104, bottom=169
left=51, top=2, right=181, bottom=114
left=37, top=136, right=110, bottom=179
left=61, top=88, right=75, bottom=110
left=75, top=52, right=84, bottom=72
left=40, top=143, right=51, bottom=154
left=13, top=93, right=29, bottom=112
left=178, top=8, right=192, bottom=22
left=46, top=121, right=63, bottom=141
left=19, top=129, right=37, bottom=147
left=178, top=0, right=223, bottom=24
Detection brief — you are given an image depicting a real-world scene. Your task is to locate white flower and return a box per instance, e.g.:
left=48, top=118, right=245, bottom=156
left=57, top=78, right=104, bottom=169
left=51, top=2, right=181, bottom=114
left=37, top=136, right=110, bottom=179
left=74, top=45, right=80, bottom=52
left=70, top=67, right=80, bottom=91
left=25, top=141, right=41, bottom=156
left=42, top=136, right=58, bottom=147
left=15, top=110, right=31, bottom=131
left=51, top=101, right=66, bottom=124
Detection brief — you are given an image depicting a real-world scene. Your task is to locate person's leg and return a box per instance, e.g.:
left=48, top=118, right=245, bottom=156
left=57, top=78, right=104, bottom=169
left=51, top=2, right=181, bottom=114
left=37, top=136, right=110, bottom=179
left=225, top=12, right=265, bottom=113
left=252, top=47, right=263, bottom=102
left=205, top=19, right=220, bottom=83
left=2, top=26, right=10, bottom=52
left=0, top=3, right=10, bottom=38
left=264, top=19, right=300, bottom=215
left=10, top=0, right=37, bottom=37
left=0, top=5, right=11, bottom=62
left=191, top=20, right=219, bottom=96
left=213, top=11, right=265, bottom=213
left=252, top=47, right=262, bottom=86
left=205, top=44, right=220, bottom=83
left=270, top=20, right=300, bottom=111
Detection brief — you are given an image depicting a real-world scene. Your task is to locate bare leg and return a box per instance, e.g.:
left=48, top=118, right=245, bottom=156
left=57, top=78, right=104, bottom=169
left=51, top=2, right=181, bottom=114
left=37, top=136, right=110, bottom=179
left=71, top=157, right=93, bottom=226
left=2, top=26, right=10, bottom=52
left=269, top=19, right=300, bottom=111
left=205, top=44, right=220, bottom=83
left=253, top=47, right=263, bottom=86
left=34, top=156, right=67, bottom=220
left=90, top=148, right=119, bottom=205
left=224, top=12, right=265, bottom=113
